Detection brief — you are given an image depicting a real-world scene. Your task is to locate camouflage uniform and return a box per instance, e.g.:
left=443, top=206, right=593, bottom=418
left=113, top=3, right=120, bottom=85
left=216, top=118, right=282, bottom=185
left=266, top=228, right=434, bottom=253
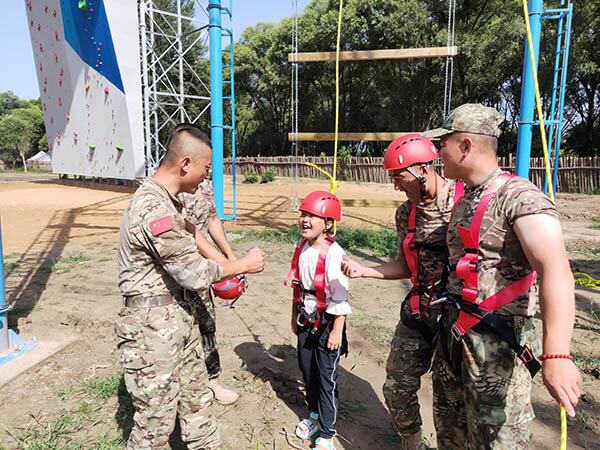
left=117, top=178, right=221, bottom=449
left=433, top=169, right=556, bottom=449
left=383, top=179, right=459, bottom=439
left=180, top=179, right=221, bottom=379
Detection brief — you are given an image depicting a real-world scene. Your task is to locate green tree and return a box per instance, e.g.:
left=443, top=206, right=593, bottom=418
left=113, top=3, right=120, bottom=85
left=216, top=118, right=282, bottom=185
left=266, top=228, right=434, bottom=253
left=0, top=106, right=45, bottom=171
left=0, top=91, right=29, bottom=116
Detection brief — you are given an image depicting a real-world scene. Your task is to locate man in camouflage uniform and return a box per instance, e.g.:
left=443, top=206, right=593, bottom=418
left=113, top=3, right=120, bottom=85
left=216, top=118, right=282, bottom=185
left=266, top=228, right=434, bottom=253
left=342, top=135, right=462, bottom=450
left=117, top=123, right=265, bottom=449
left=423, top=104, right=581, bottom=448
left=180, top=179, right=240, bottom=404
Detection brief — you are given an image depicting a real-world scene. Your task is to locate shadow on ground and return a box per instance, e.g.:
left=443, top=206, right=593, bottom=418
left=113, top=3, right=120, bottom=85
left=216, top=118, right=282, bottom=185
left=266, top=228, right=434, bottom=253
left=234, top=341, right=400, bottom=448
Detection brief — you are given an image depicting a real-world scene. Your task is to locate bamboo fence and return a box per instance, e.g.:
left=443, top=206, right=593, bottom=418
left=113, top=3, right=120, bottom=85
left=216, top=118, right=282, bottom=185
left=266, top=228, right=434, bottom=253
left=224, top=156, right=600, bottom=194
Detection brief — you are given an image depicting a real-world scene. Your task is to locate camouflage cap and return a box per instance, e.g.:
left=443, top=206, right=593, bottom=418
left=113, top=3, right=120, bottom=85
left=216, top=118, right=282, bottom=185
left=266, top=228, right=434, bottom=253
left=422, top=103, right=504, bottom=139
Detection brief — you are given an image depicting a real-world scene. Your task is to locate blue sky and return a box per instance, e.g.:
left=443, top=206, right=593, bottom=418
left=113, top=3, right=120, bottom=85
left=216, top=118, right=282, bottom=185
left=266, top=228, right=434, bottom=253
left=1, top=0, right=311, bottom=100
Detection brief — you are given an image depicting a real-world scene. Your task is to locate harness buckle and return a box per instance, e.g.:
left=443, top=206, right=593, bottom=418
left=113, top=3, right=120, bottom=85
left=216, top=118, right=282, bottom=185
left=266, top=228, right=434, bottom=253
left=451, top=324, right=464, bottom=341
left=520, top=347, right=534, bottom=363
left=461, top=287, right=478, bottom=303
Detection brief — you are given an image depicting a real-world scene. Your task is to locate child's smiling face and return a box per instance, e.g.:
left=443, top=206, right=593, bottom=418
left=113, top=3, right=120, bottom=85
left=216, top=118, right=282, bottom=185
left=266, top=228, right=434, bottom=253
left=299, top=211, right=327, bottom=241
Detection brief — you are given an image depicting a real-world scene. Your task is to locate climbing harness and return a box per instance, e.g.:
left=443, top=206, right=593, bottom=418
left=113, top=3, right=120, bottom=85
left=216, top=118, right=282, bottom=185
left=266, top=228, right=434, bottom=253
left=402, top=182, right=465, bottom=320
left=444, top=173, right=541, bottom=378
left=285, top=236, right=336, bottom=341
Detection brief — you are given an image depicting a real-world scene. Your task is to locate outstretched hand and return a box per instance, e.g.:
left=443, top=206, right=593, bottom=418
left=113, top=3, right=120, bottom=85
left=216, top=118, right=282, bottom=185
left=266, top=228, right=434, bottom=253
left=542, top=359, right=581, bottom=417
left=341, top=257, right=365, bottom=278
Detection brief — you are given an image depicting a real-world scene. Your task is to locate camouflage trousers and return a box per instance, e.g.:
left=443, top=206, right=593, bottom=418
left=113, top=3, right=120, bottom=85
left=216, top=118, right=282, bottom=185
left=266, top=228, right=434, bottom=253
left=191, top=290, right=221, bottom=380
left=116, top=301, right=220, bottom=450
left=383, top=305, right=438, bottom=437
left=432, top=306, right=541, bottom=450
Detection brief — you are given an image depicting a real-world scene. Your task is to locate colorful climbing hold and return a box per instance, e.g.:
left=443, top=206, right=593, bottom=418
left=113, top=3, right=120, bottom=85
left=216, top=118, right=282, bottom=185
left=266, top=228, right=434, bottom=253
left=55, top=31, right=59, bottom=41
left=116, top=144, right=124, bottom=152
left=39, top=63, right=43, bottom=72
left=88, top=145, right=96, bottom=150
left=74, top=130, right=78, bottom=140
left=78, top=0, right=87, bottom=11
left=60, top=68, right=64, bottom=76
left=59, top=79, right=63, bottom=87
left=66, top=112, right=70, bottom=120
left=104, top=86, right=109, bottom=94
left=85, top=83, right=90, bottom=91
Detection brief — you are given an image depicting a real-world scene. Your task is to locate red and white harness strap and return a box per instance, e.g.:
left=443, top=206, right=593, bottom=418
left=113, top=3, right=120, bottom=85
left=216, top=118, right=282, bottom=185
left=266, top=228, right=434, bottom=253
left=284, top=237, right=336, bottom=328
left=403, top=182, right=464, bottom=318
left=452, top=173, right=537, bottom=338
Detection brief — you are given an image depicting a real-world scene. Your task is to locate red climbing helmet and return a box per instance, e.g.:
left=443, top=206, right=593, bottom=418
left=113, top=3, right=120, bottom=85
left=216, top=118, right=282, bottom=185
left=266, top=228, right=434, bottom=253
left=212, top=275, right=247, bottom=300
left=383, top=134, right=438, bottom=171
left=299, top=191, right=341, bottom=222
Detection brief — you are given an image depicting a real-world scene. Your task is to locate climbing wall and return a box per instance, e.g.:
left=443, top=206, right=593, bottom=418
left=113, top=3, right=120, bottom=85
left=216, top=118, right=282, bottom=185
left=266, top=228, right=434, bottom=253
left=25, top=0, right=145, bottom=179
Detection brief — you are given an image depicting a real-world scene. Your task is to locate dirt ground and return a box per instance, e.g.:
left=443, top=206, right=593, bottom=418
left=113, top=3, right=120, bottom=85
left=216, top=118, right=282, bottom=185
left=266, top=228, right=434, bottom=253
left=0, top=173, right=599, bottom=449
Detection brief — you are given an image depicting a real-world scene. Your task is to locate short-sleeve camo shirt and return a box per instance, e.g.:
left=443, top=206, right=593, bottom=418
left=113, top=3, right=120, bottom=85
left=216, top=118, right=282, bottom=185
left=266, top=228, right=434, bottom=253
left=396, top=179, right=460, bottom=307
left=118, top=178, right=222, bottom=297
left=179, top=179, right=217, bottom=237
left=446, top=169, right=558, bottom=316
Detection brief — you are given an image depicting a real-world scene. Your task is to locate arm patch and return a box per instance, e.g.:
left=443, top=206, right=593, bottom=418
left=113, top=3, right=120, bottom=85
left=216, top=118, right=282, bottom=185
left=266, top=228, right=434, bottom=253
left=149, top=216, right=174, bottom=236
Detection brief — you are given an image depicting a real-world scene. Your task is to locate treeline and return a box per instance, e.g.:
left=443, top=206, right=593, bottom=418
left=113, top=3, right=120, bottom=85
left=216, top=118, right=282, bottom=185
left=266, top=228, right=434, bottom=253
left=232, top=0, right=599, bottom=157
left=0, top=92, right=47, bottom=171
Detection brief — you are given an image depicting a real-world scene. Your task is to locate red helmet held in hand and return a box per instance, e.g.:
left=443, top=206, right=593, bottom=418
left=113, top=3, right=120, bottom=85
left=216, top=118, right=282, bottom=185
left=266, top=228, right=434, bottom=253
left=383, top=134, right=438, bottom=171
left=299, top=191, right=341, bottom=222
left=212, top=274, right=247, bottom=301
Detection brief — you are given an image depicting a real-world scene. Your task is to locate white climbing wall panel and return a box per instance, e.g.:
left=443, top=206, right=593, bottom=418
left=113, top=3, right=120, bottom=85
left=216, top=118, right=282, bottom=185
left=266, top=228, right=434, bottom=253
left=25, top=0, right=145, bottom=179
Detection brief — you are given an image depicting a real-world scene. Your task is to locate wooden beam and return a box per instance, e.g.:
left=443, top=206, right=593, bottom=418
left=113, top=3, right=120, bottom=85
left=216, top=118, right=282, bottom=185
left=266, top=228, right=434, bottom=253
left=288, top=46, right=458, bottom=63
left=340, top=199, right=400, bottom=208
left=288, top=132, right=417, bottom=142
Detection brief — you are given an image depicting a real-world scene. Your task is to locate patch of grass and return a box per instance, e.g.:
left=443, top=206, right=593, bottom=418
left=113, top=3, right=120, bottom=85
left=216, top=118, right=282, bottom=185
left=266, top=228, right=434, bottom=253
left=336, top=226, right=397, bottom=258
left=574, top=355, right=600, bottom=369
left=15, top=374, right=130, bottom=449
left=0, top=167, right=52, bottom=174
left=40, top=254, right=91, bottom=274
left=3, top=261, right=20, bottom=273
left=354, top=311, right=393, bottom=346
left=97, top=257, right=112, bottom=263
left=260, top=168, right=276, bottom=184
left=573, top=410, right=600, bottom=431
left=590, top=217, right=600, bottom=230
left=57, top=373, right=121, bottom=401
left=240, top=225, right=397, bottom=258
left=566, top=245, right=600, bottom=260
left=243, top=170, right=259, bottom=184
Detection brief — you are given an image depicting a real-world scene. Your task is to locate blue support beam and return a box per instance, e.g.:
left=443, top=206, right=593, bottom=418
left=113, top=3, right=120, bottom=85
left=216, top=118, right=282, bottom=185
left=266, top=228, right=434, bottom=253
left=0, top=218, right=11, bottom=353
left=208, top=1, right=224, bottom=218
left=516, top=0, right=544, bottom=179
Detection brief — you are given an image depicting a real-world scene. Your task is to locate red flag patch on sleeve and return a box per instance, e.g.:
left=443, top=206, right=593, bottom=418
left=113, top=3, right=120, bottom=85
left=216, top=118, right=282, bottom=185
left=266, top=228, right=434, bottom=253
left=149, top=216, right=174, bottom=236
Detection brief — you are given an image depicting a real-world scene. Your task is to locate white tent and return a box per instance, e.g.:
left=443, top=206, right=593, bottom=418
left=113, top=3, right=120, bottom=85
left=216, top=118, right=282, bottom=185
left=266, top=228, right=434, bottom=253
left=26, top=151, right=51, bottom=163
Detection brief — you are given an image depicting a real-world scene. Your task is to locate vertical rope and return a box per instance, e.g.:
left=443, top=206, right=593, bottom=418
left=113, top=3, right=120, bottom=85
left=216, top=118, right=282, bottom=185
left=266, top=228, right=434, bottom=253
left=290, top=0, right=299, bottom=208
left=443, top=0, right=456, bottom=118
left=331, top=0, right=343, bottom=195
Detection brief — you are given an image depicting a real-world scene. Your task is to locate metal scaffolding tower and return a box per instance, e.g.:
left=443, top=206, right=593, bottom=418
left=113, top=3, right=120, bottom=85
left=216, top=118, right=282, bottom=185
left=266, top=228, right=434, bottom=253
left=516, top=0, right=573, bottom=190
left=138, top=0, right=236, bottom=219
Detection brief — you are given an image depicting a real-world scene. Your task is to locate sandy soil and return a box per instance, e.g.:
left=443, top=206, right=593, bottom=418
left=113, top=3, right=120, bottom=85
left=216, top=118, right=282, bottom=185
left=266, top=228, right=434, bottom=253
left=0, top=173, right=599, bottom=449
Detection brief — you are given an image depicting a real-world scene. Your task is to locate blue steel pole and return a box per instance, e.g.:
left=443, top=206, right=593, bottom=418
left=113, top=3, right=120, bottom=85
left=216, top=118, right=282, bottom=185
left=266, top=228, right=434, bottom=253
left=516, top=0, right=544, bottom=179
left=0, top=217, right=10, bottom=353
left=208, top=1, right=224, bottom=218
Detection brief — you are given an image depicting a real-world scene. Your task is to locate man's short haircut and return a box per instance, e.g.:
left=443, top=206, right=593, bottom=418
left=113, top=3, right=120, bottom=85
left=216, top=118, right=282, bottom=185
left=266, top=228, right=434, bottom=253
left=162, top=123, right=212, bottom=166
left=453, top=132, right=498, bottom=155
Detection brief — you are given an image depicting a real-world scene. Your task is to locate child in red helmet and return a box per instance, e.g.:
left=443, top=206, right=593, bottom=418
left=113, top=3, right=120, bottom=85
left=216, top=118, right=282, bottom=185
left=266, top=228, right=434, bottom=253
left=284, top=190, right=351, bottom=450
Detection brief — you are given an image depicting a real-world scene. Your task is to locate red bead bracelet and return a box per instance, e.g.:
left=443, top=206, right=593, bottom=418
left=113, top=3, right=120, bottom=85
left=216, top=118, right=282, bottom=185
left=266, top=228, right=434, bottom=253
left=539, top=354, right=574, bottom=361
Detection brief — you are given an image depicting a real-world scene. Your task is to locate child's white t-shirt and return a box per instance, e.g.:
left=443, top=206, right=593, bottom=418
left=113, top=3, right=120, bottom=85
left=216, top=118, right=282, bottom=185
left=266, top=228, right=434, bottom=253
left=297, top=240, right=352, bottom=316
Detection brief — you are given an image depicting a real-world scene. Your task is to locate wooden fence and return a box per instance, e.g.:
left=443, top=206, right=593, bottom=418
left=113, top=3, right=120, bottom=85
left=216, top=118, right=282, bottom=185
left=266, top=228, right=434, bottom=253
left=224, top=156, right=600, bottom=194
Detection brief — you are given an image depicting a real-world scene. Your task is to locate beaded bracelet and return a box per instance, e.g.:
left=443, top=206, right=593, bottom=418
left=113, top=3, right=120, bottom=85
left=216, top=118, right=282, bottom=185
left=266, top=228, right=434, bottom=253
left=539, top=354, right=574, bottom=361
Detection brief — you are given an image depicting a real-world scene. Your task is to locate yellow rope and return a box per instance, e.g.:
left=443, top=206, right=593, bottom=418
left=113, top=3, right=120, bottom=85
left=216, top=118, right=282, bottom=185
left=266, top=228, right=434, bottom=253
left=521, top=0, right=554, bottom=201
left=332, top=0, right=343, bottom=189
left=561, top=405, right=567, bottom=450
left=573, top=272, right=600, bottom=288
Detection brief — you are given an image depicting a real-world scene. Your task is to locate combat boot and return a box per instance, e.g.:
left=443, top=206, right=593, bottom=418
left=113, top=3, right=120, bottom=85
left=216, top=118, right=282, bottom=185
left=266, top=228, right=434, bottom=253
left=208, top=378, right=239, bottom=405
left=402, top=430, right=425, bottom=450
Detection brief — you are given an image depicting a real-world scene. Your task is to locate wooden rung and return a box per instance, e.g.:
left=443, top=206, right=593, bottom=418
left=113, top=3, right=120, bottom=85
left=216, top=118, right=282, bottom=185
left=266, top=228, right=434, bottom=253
left=340, top=199, right=400, bottom=208
left=287, top=46, right=458, bottom=63
left=288, top=132, right=417, bottom=142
